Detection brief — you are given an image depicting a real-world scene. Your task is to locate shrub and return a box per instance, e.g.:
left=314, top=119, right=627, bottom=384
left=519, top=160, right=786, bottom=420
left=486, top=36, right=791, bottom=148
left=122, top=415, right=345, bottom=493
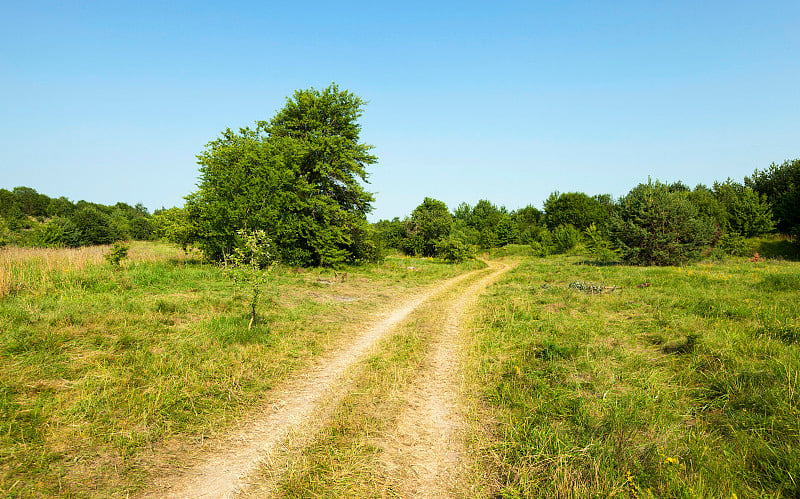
left=583, top=223, right=618, bottom=262
left=402, top=197, right=452, bottom=257
left=529, top=241, right=549, bottom=257
left=33, top=220, right=64, bottom=247
left=530, top=228, right=554, bottom=257
left=224, top=230, right=275, bottom=329
left=718, top=232, right=751, bottom=257
left=713, top=179, right=774, bottom=237
left=436, top=238, right=472, bottom=263
left=747, top=158, right=800, bottom=237
left=609, top=180, right=715, bottom=266
left=71, top=206, right=117, bottom=245
left=552, top=224, right=581, bottom=253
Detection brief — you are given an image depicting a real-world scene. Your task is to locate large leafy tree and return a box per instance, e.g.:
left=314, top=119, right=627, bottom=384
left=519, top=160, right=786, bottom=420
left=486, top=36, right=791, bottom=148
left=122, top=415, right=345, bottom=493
left=187, top=84, right=378, bottom=266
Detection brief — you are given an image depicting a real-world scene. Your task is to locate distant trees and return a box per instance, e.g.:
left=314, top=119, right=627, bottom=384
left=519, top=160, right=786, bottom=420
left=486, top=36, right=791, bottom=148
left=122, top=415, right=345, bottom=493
left=152, top=207, right=195, bottom=251
left=0, top=186, right=154, bottom=247
left=711, top=180, right=774, bottom=237
left=747, top=159, right=800, bottom=237
left=402, top=197, right=453, bottom=257
left=544, top=191, right=609, bottom=231
left=185, top=84, right=378, bottom=267
left=452, top=199, right=519, bottom=248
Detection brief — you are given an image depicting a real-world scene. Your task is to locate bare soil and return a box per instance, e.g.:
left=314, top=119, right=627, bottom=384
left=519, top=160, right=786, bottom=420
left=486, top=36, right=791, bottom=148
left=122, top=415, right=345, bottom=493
left=379, top=261, right=512, bottom=497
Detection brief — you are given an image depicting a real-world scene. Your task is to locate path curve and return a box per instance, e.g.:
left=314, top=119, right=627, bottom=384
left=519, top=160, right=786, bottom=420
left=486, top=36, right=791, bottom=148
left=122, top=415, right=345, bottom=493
left=144, top=265, right=491, bottom=499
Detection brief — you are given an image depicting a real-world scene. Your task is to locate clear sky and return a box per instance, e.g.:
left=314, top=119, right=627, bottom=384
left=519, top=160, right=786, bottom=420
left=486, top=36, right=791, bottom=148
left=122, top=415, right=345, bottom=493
left=1, top=1, right=798, bottom=221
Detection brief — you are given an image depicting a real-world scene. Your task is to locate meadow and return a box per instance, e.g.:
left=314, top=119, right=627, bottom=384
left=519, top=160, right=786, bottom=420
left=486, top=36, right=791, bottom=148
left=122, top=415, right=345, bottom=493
left=466, top=250, right=800, bottom=498
left=1, top=240, right=798, bottom=497
left=0, top=241, right=481, bottom=497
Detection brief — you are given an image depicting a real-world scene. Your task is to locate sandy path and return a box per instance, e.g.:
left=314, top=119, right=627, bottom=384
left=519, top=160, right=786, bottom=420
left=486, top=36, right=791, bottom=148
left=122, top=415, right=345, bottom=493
left=380, top=261, right=512, bottom=497
left=144, top=266, right=489, bottom=499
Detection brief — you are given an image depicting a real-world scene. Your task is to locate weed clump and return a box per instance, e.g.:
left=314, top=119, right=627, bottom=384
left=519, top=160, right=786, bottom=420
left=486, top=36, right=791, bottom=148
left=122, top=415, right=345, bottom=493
left=568, top=280, right=616, bottom=294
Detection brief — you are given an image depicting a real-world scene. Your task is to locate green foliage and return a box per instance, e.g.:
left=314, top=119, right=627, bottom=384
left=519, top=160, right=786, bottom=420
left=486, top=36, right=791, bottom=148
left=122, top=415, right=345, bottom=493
left=686, top=184, right=728, bottom=228
left=495, top=216, right=516, bottom=246
left=12, top=186, right=49, bottom=218
left=435, top=238, right=473, bottom=263
left=450, top=219, right=481, bottom=246
left=712, top=179, right=774, bottom=237
left=46, top=196, right=76, bottom=218
left=530, top=228, right=554, bottom=257
left=583, top=223, right=618, bottom=262
left=104, top=242, right=130, bottom=268
left=454, top=199, right=518, bottom=248
left=718, top=232, right=751, bottom=257
left=187, top=84, right=377, bottom=267
left=0, top=186, right=155, bottom=248
left=0, top=189, right=16, bottom=219
left=72, top=206, right=118, bottom=245
left=747, top=159, right=800, bottom=237
left=610, top=180, right=715, bottom=266
left=402, top=197, right=452, bottom=257
left=478, top=227, right=499, bottom=249
left=32, top=220, right=64, bottom=247
left=152, top=206, right=196, bottom=251
left=224, top=230, right=275, bottom=329
left=371, top=218, right=406, bottom=251
left=511, top=204, right=545, bottom=244
left=4, top=203, right=25, bottom=230
left=552, top=224, right=581, bottom=253
left=544, top=191, right=608, bottom=230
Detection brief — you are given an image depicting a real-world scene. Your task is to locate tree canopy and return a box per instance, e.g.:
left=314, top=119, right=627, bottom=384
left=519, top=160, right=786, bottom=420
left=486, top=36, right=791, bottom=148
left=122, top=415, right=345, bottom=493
left=747, top=159, right=800, bottom=237
left=544, top=191, right=608, bottom=230
left=186, top=84, right=378, bottom=266
left=402, top=197, right=453, bottom=257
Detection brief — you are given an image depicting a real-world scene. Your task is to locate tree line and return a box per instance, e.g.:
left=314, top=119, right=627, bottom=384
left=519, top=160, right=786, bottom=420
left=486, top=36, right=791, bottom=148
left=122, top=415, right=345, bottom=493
left=0, top=186, right=158, bottom=247
left=2, top=82, right=797, bottom=268
left=375, top=160, right=798, bottom=265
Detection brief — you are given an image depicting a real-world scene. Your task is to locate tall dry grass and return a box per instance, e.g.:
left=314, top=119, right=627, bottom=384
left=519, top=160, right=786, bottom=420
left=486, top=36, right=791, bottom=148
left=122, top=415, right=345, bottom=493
left=0, top=245, right=106, bottom=297
left=0, top=241, right=192, bottom=298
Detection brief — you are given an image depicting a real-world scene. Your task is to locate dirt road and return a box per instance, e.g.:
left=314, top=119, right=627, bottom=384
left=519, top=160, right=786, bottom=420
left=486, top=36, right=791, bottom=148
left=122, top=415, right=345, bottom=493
left=146, top=260, right=512, bottom=498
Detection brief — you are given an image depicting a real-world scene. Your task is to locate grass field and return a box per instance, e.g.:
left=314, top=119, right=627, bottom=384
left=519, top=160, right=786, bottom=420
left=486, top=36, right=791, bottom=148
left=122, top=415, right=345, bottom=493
left=2, top=240, right=798, bottom=497
left=466, top=253, right=800, bottom=498
left=0, top=241, right=481, bottom=497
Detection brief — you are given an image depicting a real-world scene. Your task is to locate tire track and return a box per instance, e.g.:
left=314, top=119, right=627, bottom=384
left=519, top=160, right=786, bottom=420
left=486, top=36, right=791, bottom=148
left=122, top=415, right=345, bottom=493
left=143, top=265, right=493, bottom=499
left=379, top=260, right=513, bottom=497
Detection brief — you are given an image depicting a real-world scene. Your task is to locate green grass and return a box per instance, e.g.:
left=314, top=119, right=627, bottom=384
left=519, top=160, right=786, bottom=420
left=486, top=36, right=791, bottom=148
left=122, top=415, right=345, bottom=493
left=0, top=242, right=481, bottom=497
left=466, top=254, right=800, bottom=498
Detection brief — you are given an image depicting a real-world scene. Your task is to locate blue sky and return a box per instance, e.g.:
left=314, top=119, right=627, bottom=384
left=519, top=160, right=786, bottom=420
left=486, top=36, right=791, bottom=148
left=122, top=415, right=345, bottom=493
left=1, top=1, right=798, bottom=221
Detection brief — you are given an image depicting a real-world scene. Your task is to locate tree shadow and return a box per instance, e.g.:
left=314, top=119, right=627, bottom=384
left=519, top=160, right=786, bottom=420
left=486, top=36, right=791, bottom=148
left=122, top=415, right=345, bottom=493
left=755, top=238, right=800, bottom=261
